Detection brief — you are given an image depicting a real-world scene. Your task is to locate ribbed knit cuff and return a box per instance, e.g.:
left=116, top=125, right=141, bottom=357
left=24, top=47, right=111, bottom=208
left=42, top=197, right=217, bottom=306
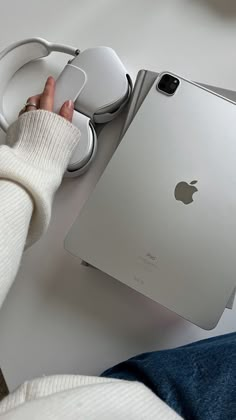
left=7, top=110, right=81, bottom=172
left=0, top=110, right=80, bottom=245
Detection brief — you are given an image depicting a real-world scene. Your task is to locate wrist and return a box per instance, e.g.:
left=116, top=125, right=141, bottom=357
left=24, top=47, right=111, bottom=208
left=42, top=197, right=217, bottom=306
left=0, top=110, right=80, bottom=245
left=7, top=110, right=81, bottom=174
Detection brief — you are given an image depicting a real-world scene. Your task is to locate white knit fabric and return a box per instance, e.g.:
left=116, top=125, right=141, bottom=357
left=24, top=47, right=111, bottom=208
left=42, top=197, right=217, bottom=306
left=0, top=110, right=182, bottom=419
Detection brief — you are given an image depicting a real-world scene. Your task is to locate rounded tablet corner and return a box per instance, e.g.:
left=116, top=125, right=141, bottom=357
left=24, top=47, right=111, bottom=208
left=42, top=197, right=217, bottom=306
left=201, top=315, right=221, bottom=331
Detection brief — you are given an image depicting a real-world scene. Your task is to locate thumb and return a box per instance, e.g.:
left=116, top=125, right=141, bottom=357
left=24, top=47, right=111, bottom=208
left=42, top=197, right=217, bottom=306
left=59, top=100, right=74, bottom=122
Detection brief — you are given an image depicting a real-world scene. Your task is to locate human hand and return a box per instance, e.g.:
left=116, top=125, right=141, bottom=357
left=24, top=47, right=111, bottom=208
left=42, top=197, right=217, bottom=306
left=19, top=76, right=74, bottom=122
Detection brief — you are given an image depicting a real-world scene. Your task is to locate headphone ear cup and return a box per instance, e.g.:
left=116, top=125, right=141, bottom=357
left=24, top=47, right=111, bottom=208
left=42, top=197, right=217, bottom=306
left=93, top=74, right=132, bottom=124
left=71, top=47, right=131, bottom=121
left=65, top=117, right=97, bottom=177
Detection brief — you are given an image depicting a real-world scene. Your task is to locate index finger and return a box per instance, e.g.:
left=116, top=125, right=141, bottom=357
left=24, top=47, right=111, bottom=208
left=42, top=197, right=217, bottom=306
left=40, top=76, right=55, bottom=111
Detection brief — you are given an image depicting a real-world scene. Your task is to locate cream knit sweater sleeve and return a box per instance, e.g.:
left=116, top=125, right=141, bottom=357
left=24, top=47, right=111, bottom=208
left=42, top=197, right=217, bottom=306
left=0, top=110, right=81, bottom=307
left=0, top=110, right=182, bottom=420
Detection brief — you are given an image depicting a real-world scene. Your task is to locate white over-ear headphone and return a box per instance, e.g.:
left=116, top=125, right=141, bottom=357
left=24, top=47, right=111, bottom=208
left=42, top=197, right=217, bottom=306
left=0, top=37, right=132, bottom=176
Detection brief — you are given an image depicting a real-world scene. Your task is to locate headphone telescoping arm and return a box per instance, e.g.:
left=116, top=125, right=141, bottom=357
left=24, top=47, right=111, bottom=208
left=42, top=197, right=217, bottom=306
left=0, top=37, right=79, bottom=61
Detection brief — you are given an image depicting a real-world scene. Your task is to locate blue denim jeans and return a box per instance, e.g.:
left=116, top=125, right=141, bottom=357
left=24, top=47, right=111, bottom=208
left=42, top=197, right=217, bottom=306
left=102, top=333, right=236, bottom=420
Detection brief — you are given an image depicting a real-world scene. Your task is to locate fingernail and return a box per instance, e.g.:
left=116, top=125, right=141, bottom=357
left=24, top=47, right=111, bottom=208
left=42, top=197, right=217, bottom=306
left=66, top=100, right=74, bottom=109
left=47, top=76, right=54, bottom=83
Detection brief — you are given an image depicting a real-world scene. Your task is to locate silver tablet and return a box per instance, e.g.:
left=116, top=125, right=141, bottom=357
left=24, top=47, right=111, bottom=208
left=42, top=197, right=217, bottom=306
left=65, top=72, right=236, bottom=329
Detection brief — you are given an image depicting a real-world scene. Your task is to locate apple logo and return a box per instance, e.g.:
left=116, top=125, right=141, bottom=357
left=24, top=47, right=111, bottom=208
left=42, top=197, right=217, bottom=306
left=174, top=180, right=198, bottom=205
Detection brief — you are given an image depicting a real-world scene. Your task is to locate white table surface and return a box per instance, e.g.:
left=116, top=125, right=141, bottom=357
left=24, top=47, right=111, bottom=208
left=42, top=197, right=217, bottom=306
left=0, top=0, right=235, bottom=392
